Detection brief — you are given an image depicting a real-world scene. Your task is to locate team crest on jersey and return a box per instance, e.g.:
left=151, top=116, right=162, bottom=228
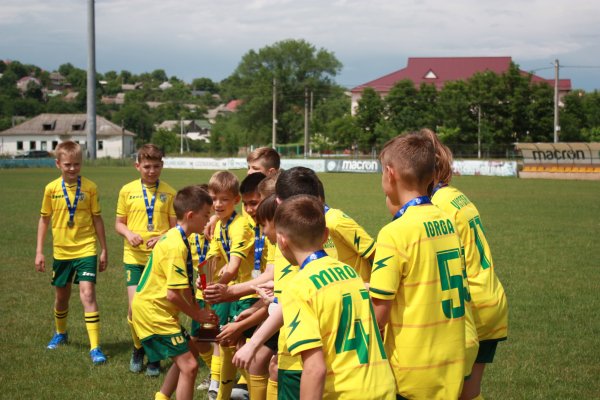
left=78, top=193, right=85, bottom=201
left=159, top=193, right=167, bottom=203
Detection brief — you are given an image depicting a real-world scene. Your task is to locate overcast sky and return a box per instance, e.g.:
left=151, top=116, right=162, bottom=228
left=2, top=0, right=600, bottom=90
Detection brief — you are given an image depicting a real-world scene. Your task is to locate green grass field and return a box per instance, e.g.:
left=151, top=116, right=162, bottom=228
left=0, top=166, right=599, bottom=399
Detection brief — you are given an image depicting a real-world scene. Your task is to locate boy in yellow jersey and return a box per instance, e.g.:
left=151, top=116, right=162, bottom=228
left=371, top=134, right=473, bottom=399
left=132, top=185, right=218, bottom=400
left=247, top=147, right=280, bottom=176
left=205, top=171, right=256, bottom=400
left=116, top=144, right=177, bottom=376
left=277, top=195, right=396, bottom=399
left=35, top=141, right=108, bottom=364
left=418, top=129, right=508, bottom=400
left=316, top=179, right=376, bottom=282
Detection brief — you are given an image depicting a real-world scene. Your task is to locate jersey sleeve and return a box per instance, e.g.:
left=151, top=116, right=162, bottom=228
left=116, top=185, right=128, bottom=217
left=90, top=182, right=101, bottom=215
left=283, top=284, right=322, bottom=356
left=166, top=243, right=191, bottom=290
left=206, top=222, right=222, bottom=260
left=369, top=225, right=405, bottom=300
left=40, top=183, right=53, bottom=217
left=228, top=219, right=254, bottom=260
left=332, top=211, right=376, bottom=259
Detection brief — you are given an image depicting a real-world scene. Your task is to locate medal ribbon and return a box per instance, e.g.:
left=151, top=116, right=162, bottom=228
left=62, top=176, right=81, bottom=226
left=300, top=249, right=328, bottom=270
left=393, top=196, right=432, bottom=221
left=195, top=234, right=209, bottom=289
left=219, top=211, right=237, bottom=262
left=431, top=182, right=448, bottom=196
left=176, top=225, right=194, bottom=294
left=141, top=179, right=159, bottom=228
left=324, top=204, right=330, bottom=214
left=254, top=225, right=266, bottom=273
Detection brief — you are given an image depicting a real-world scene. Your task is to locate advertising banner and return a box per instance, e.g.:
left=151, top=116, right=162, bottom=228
left=516, top=143, right=600, bottom=165
left=452, top=160, right=517, bottom=177
left=325, top=159, right=381, bottom=173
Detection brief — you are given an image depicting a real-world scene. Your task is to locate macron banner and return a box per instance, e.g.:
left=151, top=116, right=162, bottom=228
left=516, top=143, right=600, bottom=165
left=325, top=159, right=381, bottom=173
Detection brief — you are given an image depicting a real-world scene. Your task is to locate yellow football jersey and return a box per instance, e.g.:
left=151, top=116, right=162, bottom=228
left=282, top=253, right=396, bottom=399
left=370, top=204, right=470, bottom=399
left=432, top=186, right=508, bottom=341
left=206, top=213, right=255, bottom=299
left=325, top=207, right=376, bottom=282
left=132, top=227, right=192, bottom=340
left=40, top=176, right=101, bottom=260
left=116, top=179, right=176, bottom=265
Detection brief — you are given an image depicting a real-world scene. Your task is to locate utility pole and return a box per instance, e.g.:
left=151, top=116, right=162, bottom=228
left=553, top=59, right=560, bottom=143
left=272, top=78, right=277, bottom=150
left=86, top=0, right=97, bottom=159
left=180, top=117, right=184, bottom=154
left=304, top=86, right=309, bottom=158
left=477, top=105, right=482, bottom=159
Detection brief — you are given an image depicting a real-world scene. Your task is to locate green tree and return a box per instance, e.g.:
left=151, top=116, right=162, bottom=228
left=151, top=129, right=178, bottom=153
left=112, top=102, right=154, bottom=144
left=354, top=87, right=384, bottom=151
left=385, top=79, right=420, bottom=132
left=192, top=78, right=219, bottom=93
left=221, top=39, right=342, bottom=146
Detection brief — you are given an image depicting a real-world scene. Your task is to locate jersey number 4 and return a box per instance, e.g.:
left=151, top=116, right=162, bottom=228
left=335, top=289, right=386, bottom=364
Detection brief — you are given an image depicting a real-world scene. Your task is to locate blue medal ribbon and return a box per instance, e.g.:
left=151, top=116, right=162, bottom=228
left=254, top=225, right=266, bottom=274
left=61, top=176, right=81, bottom=227
left=195, top=234, right=208, bottom=265
left=300, top=249, right=328, bottom=270
left=141, top=179, right=159, bottom=230
left=431, top=182, right=448, bottom=196
left=219, top=211, right=237, bottom=262
left=324, top=204, right=330, bottom=214
left=176, top=225, right=194, bottom=294
left=393, top=195, right=432, bottom=221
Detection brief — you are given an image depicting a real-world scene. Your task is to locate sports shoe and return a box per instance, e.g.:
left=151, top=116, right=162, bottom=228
left=90, top=347, right=107, bottom=365
left=130, top=347, right=145, bottom=373
left=146, top=360, right=161, bottom=377
left=196, top=376, right=211, bottom=390
left=47, top=332, right=68, bottom=349
left=230, top=383, right=249, bottom=400
left=207, top=390, right=218, bottom=400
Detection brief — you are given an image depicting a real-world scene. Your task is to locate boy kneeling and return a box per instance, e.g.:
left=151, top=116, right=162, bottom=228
left=277, top=195, right=396, bottom=399
left=132, top=185, right=218, bottom=400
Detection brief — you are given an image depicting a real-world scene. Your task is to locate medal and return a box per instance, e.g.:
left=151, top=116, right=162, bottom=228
left=62, top=176, right=81, bottom=230
left=142, top=179, right=159, bottom=234
left=147, top=223, right=154, bottom=232
left=252, top=269, right=261, bottom=279
left=253, top=225, right=265, bottom=278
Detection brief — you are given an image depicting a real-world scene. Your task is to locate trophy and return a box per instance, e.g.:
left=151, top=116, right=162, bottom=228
left=195, top=256, right=220, bottom=342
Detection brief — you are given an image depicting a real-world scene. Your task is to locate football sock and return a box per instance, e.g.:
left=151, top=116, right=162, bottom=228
left=154, top=392, right=170, bottom=400
left=473, top=395, right=485, bottom=400
left=210, top=354, right=222, bottom=388
left=249, top=374, right=268, bottom=400
left=127, top=316, right=142, bottom=349
left=216, top=345, right=236, bottom=400
left=199, top=346, right=213, bottom=369
left=266, top=379, right=278, bottom=400
left=54, top=308, right=68, bottom=334
left=84, top=311, right=100, bottom=350
left=237, top=374, right=247, bottom=385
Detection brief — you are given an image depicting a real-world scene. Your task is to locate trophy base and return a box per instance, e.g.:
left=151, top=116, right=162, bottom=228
left=194, top=325, right=220, bottom=342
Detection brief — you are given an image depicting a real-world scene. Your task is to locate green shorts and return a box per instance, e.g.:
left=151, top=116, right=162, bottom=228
left=231, top=298, right=259, bottom=338
left=212, top=302, right=232, bottom=328
left=190, top=299, right=207, bottom=337
left=124, top=264, right=145, bottom=286
left=277, top=369, right=301, bottom=400
left=52, top=256, right=98, bottom=287
left=476, top=338, right=505, bottom=363
left=141, top=327, right=191, bottom=363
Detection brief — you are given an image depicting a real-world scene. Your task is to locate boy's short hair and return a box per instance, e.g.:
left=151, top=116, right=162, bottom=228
left=55, top=141, right=82, bottom=160
left=174, top=185, right=213, bottom=219
left=275, top=167, right=319, bottom=200
left=137, top=144, right=164, bottom=163
left=240, top=172, right=266, bottom=195
left=247, top=147, right=280, bottom=170
left=275, top=195, right=325, bottom=250
left=380, top=134, right=435, bottom=188
left=316, top=178, right=325, bottom=202
left=412, top=129, right=454, bottom=185
left=258, top=175, right=278, bottom=199
left=208, top=171, right=240, bottom=197
left=197, top=183, right=209, bottom=192
left=255, top=194, right=278, bottom=225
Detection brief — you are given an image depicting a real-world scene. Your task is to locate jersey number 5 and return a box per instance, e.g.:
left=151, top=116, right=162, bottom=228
left=437, top=249, right=469, bottom=319
left=335, top=289, right=386, bottom=364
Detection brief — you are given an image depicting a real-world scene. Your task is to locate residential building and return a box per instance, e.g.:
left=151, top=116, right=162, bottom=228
left=0, top=113, right=136, bottom=158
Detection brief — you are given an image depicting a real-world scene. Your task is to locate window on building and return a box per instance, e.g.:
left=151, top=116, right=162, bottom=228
left=52, top=141, right=58, bottom=150
left=42, top=121, right=56, bottom=131
left=17, top=141, right=23, bottom=150
left=30, top=141, right=36, bottom=150
left=98, top=140, right=104, bottom=150
left=41, top=141, right=47, bottom=150
left=72, top=121, right=85, bottom=131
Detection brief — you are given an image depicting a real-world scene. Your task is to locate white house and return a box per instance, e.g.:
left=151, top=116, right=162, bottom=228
left=0, top=113, right=136, bottom=158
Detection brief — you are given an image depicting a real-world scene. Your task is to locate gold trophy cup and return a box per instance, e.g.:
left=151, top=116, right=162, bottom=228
left=195, top=256, right=220, bottom=342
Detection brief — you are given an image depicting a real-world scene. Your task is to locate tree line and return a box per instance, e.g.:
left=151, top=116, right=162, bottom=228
left=1, top=40, right=599, bottom=157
